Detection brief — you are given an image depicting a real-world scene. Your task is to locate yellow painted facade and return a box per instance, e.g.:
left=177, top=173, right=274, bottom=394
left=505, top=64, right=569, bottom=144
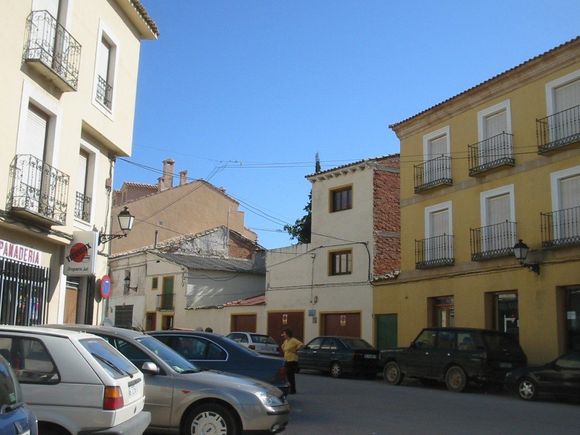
left=374, top=38, right=580, bottom=364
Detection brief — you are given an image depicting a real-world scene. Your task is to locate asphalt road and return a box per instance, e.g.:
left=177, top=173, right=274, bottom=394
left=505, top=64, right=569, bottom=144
left=284, top=371, right=580, bottom=434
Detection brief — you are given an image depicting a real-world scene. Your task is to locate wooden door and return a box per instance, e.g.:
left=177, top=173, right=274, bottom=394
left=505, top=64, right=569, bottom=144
left=376, top=314, right=398, bottom=350
left=63, top=285, right=77, bottom=324
left=268, top=312, right=304, bottom=345
left=321, top=313, right=360, bottom=337
left=231, top=314, right=256, bottom=332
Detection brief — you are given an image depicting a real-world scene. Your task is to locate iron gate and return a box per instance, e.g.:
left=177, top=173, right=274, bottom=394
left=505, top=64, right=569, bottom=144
left=0, top=257, right=49, bottom=325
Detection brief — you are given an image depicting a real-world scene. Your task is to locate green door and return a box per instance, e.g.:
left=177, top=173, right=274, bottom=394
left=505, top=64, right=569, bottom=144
left=376, top=314, right=398, bottom=350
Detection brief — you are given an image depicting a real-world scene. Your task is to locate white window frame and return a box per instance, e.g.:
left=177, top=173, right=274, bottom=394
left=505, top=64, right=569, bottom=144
left=477, top=100, right=512, bottom=141
left=479, top=185, right=516, bottom=253
left=550, top=165, right=580, bottom=241
left=545, top=69, right=580, bottom=116
left=424, top=200, right=453, bottom=238
left=423, top=126, right=451, bottom=159
left=92, top=21, right=119, bottom=118
left=74, top=138, right=100, bottom=228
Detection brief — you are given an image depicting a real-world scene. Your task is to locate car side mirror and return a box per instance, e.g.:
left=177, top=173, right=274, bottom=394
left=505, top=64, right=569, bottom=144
left=141, top=361, right=160, bottom=375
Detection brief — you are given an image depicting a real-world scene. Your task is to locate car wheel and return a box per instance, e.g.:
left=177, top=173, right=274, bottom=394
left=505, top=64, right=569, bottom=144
left=445, top=366, right=467, bottom=392
left=383, top=361, right=404, bottom=385
left=517, top=377, right=537, bottom=401
left=330, top=361, right=342, bottom=378
left=183, top=403, right=240, bottom=435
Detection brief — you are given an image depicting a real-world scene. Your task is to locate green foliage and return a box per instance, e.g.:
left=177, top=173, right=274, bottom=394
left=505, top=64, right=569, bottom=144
left=284, top=192, right=312, bottom=244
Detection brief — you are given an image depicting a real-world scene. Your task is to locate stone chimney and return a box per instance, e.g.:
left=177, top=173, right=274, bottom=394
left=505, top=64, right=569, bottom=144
left=161, top=159, right=175, bottom=190
left=179, top=170, right=188, bottom=186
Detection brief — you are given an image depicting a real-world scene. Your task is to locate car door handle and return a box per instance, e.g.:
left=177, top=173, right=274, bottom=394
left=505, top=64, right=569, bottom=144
left=424, top=352, right=429, bottom=356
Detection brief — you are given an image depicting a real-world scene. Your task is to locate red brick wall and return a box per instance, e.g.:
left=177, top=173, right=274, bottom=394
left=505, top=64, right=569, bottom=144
left=373, top=156, right=400, bottom=276
left=228, top=235, right=255, bottom=259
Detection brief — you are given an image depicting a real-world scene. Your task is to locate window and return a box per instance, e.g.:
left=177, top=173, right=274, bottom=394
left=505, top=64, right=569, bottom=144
left=330, top=186, right=352, bottom=212
left=413, top=330, right=436, bottom=349
left=545, top=70, right=580, bottom=145
left=550, top=166, right=580, bottom=241
left=330, top=250, right=352, bottom=275
left=424, top=201, right=453, bottom=261
left=422, top=126, right=451, bottom=184
left=306, top=337, right=323, bottom=350
left=79, top=338, right=139, bottom=379
left=480, top=185, right=516, bottom=254
left=429, top=296, right=454, bottom=327
left=0, top=337, right=59, bottom=384
left=476, top=100, right=513, bottom=169
left=94, top=26, right=118, bottom=112
left=74, top=149, right=91, bottom=221
left=152, top=277, right=158, bottom=289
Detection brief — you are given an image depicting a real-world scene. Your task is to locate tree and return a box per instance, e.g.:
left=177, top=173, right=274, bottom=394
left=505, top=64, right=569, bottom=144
left=284, top=153, right=320, bottom=244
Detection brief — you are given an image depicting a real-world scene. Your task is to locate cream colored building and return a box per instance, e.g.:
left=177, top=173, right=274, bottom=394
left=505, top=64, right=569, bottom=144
left=266, top=156, right=400, bottom=344
left=0, top=0, right=157, bottom=325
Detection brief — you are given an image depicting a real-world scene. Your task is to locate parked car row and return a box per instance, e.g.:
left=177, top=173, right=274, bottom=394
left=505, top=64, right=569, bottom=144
left=0, top=325, right=290, bottom=435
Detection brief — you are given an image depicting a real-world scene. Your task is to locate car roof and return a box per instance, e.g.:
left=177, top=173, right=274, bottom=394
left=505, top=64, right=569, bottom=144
left=421, top=327, right=506, bottom=333
left=44, top=324, right=148, bottom=339
left=0, top=324, right=98, bottom=340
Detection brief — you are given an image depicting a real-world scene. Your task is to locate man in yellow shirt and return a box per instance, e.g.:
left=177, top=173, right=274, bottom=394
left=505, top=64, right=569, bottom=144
left=281, top=328, right=303, bottom=394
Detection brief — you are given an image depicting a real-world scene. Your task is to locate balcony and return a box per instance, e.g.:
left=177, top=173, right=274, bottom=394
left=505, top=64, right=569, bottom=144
left=470, top=221, right=517, bottom=261
left=157, top=293, right=175, bottom=311
left=23, top=10, right=81, bottom=91
left=541, top=206, right=580, bottom=249
left=468, top=133, right=515, bottom=176
left=415, top=234, right=454, bottom=269
left=96, top=75, right=113, bottom=110
left=537, top=105, right=580, bottom=154
left=74, top=191, right=91, bottom=222
left=414, top=156, right=452, bottom=193
left=7, top=155, right=69, bottom=226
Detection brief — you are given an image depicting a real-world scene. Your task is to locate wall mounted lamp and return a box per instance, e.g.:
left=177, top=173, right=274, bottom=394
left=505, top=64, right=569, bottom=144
left=123, top=276, right=138, bottom=293
left=99, top=207, right=135, bottom=245
left=513, top=239, right=540, bottom=275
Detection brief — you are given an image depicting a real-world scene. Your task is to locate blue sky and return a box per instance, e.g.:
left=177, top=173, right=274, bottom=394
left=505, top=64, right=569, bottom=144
left=120, top=0, right=579, bottom=248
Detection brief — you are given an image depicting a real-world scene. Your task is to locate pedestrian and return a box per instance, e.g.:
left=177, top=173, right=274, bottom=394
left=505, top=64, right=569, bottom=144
left=281, top=328, right=303, bottom=394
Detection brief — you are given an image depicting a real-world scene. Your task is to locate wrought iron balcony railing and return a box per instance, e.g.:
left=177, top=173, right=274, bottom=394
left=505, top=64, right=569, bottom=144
left=415, top=234, right=454, bottom=269
left=414, top=155, right=452, bottom=193
left=537, top=105, right=580, bottom=154
left=7, top=154, right=69, bottom=226
left=468, top=133, right=515, bottom=176
left=470, top=221, right=517, bottom=261
left=157, top=293, right=175, bottom=311
left=23, top=10, right=81, bottom=91
left=541, top=206, right=580, bottom=249
left=96, top=75, right=113, bottom=110
left=74, top=191, right=91, bottom=222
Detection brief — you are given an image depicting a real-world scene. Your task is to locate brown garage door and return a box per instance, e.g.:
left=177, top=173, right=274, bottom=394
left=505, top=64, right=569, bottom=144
left=231, top=314, right=257, bottom=332
left=268, top=311, right=304, bottom=345
left=322, top=313, right=361, bottom=337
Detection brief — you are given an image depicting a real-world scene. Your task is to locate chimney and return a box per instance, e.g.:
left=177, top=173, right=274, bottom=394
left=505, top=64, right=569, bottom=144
left=162, top=159, right=175, bottom=189
left=179, top=170, right=188, bottom=186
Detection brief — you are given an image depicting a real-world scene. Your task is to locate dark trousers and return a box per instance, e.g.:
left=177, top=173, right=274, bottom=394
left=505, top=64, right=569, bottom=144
left=285, top=361, right=298, bottom=393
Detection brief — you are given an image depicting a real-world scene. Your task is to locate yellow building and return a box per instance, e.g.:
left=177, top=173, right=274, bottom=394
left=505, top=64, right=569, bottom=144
left=374, top=37, right=580, bottom=364
left=0, top=1, right=157, bottom=325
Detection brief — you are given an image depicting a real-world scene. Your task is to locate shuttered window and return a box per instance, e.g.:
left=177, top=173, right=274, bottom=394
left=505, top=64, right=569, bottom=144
left=25, top=105, right=48, bottom=159
left=484, top=109, right=507, bottom=139
left=428, top=134, right=447, bottom=158
left=554, top=78, right=580, bottom=113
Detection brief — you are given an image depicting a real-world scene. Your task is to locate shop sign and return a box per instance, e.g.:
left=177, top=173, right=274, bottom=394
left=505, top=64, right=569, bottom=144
left=64, top=231, right=98, bottom=276
left=0, top=239, right=42, bottom=266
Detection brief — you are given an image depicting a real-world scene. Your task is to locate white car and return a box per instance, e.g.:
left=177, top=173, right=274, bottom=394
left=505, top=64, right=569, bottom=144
left=0, top=325, right=150, bottom=434
left=227, top=331, right=282, bottom=356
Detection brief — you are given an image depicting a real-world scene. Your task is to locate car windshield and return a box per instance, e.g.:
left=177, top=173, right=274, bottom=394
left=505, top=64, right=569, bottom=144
left=137, top=336, right=201, bottom=373
left=482, top=332, right=522, bottom=355
left=341, top=338, right=374, bottom=350
left=80, top=338, right=139, bottom=379
left=251, top=334, right=277, bottom=345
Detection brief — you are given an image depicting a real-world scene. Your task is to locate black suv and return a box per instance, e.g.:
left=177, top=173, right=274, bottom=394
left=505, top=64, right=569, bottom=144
left=381, top=327, right=527, bottom=392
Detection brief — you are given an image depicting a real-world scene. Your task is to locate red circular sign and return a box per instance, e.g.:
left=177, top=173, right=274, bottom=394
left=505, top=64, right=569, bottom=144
left=100, top=275, right=112, bottom=299
left=69, top=243, right=89, bottom=263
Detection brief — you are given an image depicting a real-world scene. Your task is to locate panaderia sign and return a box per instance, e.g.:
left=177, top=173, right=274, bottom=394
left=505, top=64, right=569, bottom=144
left=0, top=239, right=42, bottom=266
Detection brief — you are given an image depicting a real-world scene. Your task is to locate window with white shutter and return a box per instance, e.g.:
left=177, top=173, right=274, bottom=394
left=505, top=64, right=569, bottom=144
left=481, top=185, right=516, bottom=254
left=546, top=71, right=580, bottom=145
left=549, top=166, right=580, bottom=244
left=94, top=29, right=117, bottom=111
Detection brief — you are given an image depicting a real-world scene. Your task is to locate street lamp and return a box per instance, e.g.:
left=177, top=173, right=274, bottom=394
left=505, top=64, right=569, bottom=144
left=123, top=275, right=138, bottom=293
left=513, top=239, right=540, bottom=274
left=99, top=206, right=135, bottom=245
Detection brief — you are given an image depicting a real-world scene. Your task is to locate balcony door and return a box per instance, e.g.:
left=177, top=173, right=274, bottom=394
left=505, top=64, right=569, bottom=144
left=552, top=77, right=580, bottom=142
left=557, top=173, right=580, bottom=240
left=484, top=191, right=514, bottom=252
left=426, top=206, right=452, bottom=262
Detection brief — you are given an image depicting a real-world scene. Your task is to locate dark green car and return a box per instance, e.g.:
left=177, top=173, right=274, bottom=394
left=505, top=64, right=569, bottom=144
left=381, top=327, right=527, bottom=392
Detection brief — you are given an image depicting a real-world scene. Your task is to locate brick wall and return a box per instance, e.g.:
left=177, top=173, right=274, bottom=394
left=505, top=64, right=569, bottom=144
left=373, top=156, right=400, bottom=276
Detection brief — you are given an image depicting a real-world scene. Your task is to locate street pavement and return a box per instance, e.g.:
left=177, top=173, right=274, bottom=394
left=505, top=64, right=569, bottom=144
left=284, top=371, right=580, bottom=434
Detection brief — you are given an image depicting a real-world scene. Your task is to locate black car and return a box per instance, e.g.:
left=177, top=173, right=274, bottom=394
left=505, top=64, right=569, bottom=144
left=149, top=330, right=290, bottom=394
left=505, top=352, right=580, bottom=401
left=297, top=336, right=379, bottom=378
left=381, top=327, right=527, bottom=392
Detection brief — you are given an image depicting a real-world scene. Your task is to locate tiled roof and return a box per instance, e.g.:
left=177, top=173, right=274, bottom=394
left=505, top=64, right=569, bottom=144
left=223, top=294, right=266, bottom=306
left=130, top=0, right=159, bottom=37
left=389, top=36, right=580, bottom=130
left=305, top=153, right=400, bottom=179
